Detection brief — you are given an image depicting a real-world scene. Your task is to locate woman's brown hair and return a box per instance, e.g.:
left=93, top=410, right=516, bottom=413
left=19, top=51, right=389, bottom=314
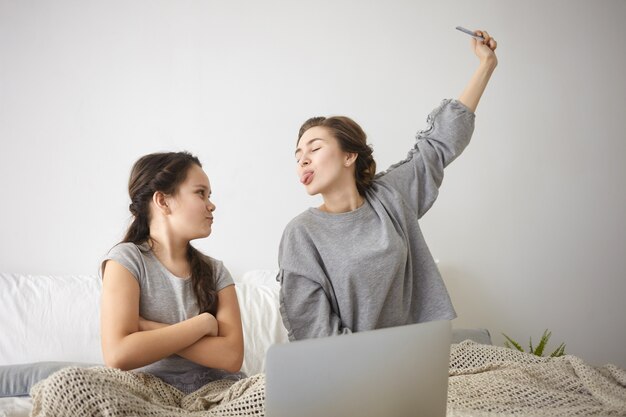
left=298, top=116, right=376, bottom=196
left=124, top=151, right=218, bottom=315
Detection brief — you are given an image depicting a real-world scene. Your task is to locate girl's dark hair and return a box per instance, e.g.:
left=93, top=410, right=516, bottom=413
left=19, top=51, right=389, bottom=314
left=124, top=151, right=218, bottom=315
left=298, top=116, right=376, bottom=196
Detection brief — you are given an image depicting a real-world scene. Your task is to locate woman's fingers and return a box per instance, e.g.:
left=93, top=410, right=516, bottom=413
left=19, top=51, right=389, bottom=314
left=481, top=30, right=490, bottom=43
left=476, top=29, right=497, bottom=51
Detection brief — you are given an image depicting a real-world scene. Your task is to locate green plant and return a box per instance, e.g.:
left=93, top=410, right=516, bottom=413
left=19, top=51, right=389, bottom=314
left=502, top=329, right=566, bottom=357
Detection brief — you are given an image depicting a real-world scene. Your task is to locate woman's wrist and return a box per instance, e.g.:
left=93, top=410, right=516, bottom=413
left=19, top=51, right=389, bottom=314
left=479, top=57, right=497, bottom=72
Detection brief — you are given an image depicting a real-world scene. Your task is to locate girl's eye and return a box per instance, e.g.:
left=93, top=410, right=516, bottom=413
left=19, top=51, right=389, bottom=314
left=312, top=148, right=320, bottom=152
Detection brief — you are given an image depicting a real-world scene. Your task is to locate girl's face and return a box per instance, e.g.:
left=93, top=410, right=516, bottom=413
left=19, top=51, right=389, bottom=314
left=295, top=126, right=354, bottom=196
left=166, top=164, right=215, bottom=241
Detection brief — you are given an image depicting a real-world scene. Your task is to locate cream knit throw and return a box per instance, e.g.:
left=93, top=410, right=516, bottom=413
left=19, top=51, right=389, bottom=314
left=31, top=341, right=626, bottom=416
left=31, top=369, right=265, bottom=416
left=447, top=341, right=626, bottom=416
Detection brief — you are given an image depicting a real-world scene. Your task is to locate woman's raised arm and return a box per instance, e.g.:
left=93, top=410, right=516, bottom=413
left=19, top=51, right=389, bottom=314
left=458, top=29, right=498, bottom=113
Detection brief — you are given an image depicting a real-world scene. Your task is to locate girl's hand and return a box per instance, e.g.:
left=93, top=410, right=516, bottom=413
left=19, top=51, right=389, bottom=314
left=471, top=29, right=498, bottom=67
left=202, top=312, right=219, bottom=337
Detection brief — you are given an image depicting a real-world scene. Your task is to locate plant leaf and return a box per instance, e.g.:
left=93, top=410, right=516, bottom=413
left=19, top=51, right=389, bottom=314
left=534, top=329, right=551, bottom=357
left=502, top=333, right=524, bottom=352
left=550, top=343, right=566, bottom=357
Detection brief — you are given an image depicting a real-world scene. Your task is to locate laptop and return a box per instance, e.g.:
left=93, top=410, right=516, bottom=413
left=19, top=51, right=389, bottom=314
left=265, top=319, right=451, bottom=417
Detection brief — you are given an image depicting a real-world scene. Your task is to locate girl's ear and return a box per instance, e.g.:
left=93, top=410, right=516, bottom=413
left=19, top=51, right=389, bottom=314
left=152, top=191, right=171, bottom=215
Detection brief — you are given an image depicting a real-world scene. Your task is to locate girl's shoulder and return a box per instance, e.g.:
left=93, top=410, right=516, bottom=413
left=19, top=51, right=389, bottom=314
left=100, top=242, right=149, bottom=281
left=107, top=241, right=148, bottom=259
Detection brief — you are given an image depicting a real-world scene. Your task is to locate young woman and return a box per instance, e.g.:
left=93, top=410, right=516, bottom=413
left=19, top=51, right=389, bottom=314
left=278, top=30, right=498, bottom=341
left=31, top=152, right=264, bottom=416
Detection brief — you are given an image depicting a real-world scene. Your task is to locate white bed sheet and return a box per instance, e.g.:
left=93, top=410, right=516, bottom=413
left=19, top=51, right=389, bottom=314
left=0, top=397, right=32, bottom=417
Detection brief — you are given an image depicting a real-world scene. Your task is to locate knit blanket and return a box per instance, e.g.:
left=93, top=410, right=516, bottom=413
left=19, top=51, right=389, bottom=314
left=447, top=341, right=626, bottom=416
left=31, top=369, right=265, bottom=416
left=30, top=341, right=626, bottom=416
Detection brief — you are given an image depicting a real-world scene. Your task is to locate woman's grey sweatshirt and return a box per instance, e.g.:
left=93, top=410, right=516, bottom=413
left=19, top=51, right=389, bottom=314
left=277, top=98, right=475, bottom=341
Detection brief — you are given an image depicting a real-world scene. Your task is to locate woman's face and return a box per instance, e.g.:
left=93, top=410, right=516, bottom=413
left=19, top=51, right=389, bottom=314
left=166, top=164, right=216, bottom=240
left=295, top=126, right=353, bottom=196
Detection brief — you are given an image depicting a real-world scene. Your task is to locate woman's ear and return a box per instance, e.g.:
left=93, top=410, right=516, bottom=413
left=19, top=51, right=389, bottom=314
left=344, top=152, right=358, bottom=167
left=152, top=191, right=171, bottom=215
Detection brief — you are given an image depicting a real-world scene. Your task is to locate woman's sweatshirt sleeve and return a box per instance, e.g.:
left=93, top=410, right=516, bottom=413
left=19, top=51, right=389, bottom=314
left=276, top=221, right=352, bottom=341
left=376, top=99, right=475, bottom=218
left=277, top=269, right=351, bottom=341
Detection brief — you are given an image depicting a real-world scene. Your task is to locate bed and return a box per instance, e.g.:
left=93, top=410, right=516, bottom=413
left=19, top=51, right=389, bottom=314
left=1, top=271, right=624, bottom=417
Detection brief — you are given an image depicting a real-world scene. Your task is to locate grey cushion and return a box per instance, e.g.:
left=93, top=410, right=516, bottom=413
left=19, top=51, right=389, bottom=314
left=0, top=362, right=97, bottom=398
left=452, top=328, right=492, bottom=345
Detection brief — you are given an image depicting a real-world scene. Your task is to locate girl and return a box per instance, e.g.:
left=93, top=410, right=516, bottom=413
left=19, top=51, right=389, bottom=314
left=31, top=152, right=264, bottom=416
left=278, top=30, right=498, bottom=340
left=100, top=151, right=244, bottom=390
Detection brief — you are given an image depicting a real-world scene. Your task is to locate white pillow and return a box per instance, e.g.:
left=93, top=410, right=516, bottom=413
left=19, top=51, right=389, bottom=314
left=236, top=269, right=282, bottom=287
left=0, top=273, right=103, bottom=366
left=234, top=270, right=288, bottom=376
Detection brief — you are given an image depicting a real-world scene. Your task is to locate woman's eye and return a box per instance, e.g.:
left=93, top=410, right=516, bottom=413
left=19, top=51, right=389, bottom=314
left=312, top=148, right=320, bottom=152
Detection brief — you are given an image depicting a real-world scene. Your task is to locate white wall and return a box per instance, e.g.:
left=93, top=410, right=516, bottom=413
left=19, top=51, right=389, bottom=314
left=1, top=0, right=624, bottom=368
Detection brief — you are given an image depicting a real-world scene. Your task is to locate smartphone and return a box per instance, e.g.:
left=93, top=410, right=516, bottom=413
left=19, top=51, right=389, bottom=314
left=456, top=26, right=485, bottom=41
